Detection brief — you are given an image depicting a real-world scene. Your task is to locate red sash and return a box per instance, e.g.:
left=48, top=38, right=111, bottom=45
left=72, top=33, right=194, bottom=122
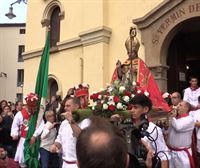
left=168, top=145, right=195, bottom=168
left=20, top=108, right=31, bottom=138
left=63, top=160, right=77, bottom=164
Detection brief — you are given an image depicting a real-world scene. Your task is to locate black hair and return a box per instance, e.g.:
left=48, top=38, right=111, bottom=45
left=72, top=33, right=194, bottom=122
left=189, top=76, right=198, bottom=81
left=130, top=94, right=152, bottom=111
left=15, top=100, right=23, bottom=107
left=0, top=144, right=6, bottom=150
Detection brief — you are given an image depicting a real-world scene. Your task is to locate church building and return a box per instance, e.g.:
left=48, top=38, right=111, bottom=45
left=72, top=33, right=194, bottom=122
left=23, top=0, right=200, bottom=98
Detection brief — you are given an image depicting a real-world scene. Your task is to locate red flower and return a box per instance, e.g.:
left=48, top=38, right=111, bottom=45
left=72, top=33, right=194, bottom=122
left=90, top=93, right=99, bottom=100
left=125, top=91, right=131, bottom=97
left=113, top=96, right=120, bottom=103
left=109, top=104, right=115, bottom=112
left=136, top=82, right=140, bottom=86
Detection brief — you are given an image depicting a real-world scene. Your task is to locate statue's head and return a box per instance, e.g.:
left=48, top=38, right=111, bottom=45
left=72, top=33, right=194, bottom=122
left=130, top=26, right=136, bottom=37
left=125, top=26, right=140, bottom=60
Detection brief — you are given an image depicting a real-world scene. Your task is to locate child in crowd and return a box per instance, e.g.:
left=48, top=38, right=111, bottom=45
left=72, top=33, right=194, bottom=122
left=40, top=110, right=58, bottom=168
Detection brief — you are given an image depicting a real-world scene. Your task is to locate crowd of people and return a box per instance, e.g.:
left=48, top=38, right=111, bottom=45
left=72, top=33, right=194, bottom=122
left=1, top=77, right=200, bottom=168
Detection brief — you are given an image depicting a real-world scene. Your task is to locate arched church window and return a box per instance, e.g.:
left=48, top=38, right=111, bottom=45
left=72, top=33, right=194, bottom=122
left=50, top=7, right=60, bottom=47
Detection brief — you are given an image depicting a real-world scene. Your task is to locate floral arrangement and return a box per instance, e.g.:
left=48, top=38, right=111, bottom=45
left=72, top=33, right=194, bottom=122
left=90, top=80, right=149, bottom=118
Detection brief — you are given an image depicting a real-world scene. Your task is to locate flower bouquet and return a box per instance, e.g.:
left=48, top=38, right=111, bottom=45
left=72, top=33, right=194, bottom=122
left=71, top=80, right=150, bottom=122
left=89, top=80, right=149, bottom=118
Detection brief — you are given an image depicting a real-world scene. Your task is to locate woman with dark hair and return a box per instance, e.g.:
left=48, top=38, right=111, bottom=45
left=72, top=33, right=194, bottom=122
left=1, top=105, right=16, bottom=158
left=0, top=100, right=7, bottom=115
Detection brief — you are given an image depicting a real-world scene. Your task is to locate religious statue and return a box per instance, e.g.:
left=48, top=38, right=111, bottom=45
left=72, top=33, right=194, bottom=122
left=112, top=26, right=140, bottom=87
left=125, top=26, right=140, bottom=60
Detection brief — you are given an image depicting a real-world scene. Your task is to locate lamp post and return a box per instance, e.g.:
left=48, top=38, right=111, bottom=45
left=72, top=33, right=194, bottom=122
left=5, top=0, right=27, bottom=19
left=0, top=72, right=7, bottom=78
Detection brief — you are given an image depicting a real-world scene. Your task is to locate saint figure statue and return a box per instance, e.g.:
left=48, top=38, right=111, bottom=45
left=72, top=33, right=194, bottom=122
left=112, top=26, right=140, bottom=87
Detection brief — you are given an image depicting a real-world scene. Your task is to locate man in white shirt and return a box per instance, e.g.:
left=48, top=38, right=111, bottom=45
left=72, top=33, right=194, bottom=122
left=168, top=101, right=195, bottom=168
left=11, top=95, right=44, bottom=168
left=51, top=97, right=90, bottom=168
left=130, top=94, right=170, bottom=168
left=183, top=77, right=200, bottom=109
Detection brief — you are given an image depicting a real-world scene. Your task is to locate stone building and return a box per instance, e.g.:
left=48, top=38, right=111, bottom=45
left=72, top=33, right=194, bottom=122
left=23, top=0, right=200, bottom=98
left=0, top=23, right=25, bottom=102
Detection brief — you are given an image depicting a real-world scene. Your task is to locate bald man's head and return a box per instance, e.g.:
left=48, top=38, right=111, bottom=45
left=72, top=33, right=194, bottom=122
left=76, top=117, right=128, bottom=168
left=177, top=101, right=191, bottom=115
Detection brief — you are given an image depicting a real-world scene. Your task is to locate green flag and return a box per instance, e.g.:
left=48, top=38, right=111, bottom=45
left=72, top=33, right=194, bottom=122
left=24, top=31, right=50, bottom=168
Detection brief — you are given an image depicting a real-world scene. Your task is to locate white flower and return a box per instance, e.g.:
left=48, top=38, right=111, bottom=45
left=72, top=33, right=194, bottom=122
left=144, top=91, right=149, bottom=97
left=108, top=87, right=113, bottom=92
left=119, top=86, right=126, bottom=93
left=131, top=94, right=135, bottom=98
left=103, top=104, right=108, bottom=110
left=116, top=103, right=123, bottom=110
left=108, top=101, right=115, bottom=105
left=92, top=106, right=95, bottom=110
left=132, top=81, right=137, bottom=86
left=93, top=102, right=97, bottom=106
left=98, top=95, right=102, bottom=99
left=137, top=90, right=142, bottom=94
left=109, top=96, right=114, bottom=101
left=123, top=96, right=130, bottom=103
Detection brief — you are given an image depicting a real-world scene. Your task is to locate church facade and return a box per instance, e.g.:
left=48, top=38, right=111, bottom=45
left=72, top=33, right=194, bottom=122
left=23, top=0, right=200, bottom=98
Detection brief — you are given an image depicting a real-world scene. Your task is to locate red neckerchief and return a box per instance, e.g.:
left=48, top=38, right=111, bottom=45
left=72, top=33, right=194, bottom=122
left=190, top=86, right=199, bottom=91
left=176, top=113, right=189, bottom=119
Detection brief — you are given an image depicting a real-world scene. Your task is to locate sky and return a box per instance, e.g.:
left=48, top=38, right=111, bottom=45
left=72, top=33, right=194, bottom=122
left=0, top=0, right=27, bottom=23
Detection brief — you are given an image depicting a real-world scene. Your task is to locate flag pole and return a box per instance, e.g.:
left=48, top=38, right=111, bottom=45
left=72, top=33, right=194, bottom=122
left=24, top=29, right=50, bottom=168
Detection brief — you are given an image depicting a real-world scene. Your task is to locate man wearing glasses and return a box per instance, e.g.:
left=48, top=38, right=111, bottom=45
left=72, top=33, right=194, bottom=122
left=171, top=92, right=182, bottom=117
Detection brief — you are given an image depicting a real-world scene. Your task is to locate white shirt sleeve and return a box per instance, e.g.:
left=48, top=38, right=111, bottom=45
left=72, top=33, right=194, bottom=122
left=33, top=119, right=45, bottom=137
left=183, top=89, right=188, bottom=102
left=55, top=121, right=65, bottom=144
left=41, top=121, right=53, bottom=139
left=10, top=111, right=23, bottom=137
left=172, top=117, right=194, bottom=132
